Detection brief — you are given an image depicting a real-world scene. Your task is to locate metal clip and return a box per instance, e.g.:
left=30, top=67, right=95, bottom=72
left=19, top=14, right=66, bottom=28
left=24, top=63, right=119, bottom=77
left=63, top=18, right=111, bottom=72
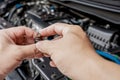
left=34, top=32, right=41, bottom=43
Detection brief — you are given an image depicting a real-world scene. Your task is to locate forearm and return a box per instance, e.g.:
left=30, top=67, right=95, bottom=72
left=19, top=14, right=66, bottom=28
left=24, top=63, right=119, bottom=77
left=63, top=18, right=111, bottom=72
left=71, top=53, right=120, bottom=80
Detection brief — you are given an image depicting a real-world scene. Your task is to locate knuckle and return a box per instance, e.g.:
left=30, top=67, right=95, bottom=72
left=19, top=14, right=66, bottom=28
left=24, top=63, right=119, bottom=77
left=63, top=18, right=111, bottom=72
left=54, top=23, right=61, bottom=25
left=19, top=26, right=30, bottom=30
left=18, top=26, right=26, bottom=29
left=20, top=26, right=27, bottom=28
left=65, top=25, right=87, bottom=38
left=52, top=23, right=61, bottom=26
left=66, top=25, right=81, bottom=34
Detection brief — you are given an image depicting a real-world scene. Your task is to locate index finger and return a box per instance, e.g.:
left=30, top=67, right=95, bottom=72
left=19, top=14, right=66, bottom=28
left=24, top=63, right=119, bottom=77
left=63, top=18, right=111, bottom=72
left=4, top=26, right=37, bottom=44
left=40, top=23, right=72, bottom=37
left=5, top=26, right=35, bottom=38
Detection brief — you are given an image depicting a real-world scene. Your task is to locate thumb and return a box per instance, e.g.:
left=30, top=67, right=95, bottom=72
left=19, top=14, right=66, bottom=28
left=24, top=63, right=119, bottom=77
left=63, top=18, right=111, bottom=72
left=18, top=44, right=42, bottom=59
left=36, top=40, right=54, bottom=56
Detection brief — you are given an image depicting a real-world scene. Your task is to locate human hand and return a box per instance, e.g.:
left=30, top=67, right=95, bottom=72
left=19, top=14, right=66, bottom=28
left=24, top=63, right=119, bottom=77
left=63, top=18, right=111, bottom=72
left=36, top=23, right=101, bottom=79
left=0, top=27, right=42, bottom=79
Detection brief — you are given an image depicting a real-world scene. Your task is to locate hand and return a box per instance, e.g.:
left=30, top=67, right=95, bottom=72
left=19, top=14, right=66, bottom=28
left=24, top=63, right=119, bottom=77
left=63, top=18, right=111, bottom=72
left=0, top=27, right=42, bottom=79
left=36, top=23, right=120, bottom=80
left=36, top=23, right=100, bottom=79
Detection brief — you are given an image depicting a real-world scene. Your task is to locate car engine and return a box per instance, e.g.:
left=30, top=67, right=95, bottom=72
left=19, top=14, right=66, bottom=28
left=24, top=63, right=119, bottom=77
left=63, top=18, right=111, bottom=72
left=0, top=0, right=120, bottom=80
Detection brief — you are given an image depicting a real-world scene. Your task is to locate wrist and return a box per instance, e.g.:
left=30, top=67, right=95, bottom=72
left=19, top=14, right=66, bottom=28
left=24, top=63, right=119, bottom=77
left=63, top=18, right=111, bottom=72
left=68, top=51, right=103, bottom=80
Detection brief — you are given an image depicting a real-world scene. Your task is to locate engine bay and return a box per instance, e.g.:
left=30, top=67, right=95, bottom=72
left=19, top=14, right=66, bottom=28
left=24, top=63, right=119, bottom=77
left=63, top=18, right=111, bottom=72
left=0, top=0, right=120, bottom=80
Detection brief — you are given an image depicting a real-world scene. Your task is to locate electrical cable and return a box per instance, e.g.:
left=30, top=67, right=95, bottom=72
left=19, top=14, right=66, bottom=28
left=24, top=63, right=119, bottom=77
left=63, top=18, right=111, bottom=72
left=96, top=50, right=120, bottom=65
left=8, top=4, right=23, bottom=21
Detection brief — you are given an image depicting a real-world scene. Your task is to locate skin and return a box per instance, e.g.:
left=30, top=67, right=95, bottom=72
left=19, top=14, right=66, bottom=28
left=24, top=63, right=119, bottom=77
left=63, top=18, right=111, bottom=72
left=0, top=23, right=120, bottom=80
left=0, top=26, right=42, bottom=80
left=36, top=23, right=120, bottom=80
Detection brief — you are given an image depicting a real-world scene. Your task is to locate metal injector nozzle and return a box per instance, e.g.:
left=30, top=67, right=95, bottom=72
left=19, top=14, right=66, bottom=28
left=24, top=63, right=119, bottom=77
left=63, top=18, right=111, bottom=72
left=34, top=32, right=42, bottom=43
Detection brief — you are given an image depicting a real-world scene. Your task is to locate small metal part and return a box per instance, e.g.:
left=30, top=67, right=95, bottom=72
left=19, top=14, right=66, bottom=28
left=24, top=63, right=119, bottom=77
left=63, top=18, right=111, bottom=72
left=34, top=32, right=42, bottom=43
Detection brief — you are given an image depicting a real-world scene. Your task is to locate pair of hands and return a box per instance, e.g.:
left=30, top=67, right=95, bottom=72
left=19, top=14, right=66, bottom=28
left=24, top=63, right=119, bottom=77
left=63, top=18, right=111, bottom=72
left=1, top=23, right=115, bottom=80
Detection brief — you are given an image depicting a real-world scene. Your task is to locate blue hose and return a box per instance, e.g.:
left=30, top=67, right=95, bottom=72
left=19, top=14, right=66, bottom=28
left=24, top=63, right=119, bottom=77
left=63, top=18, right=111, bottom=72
left=16, top=4, right=23, bottom=9
left=96, top=50, right=120, bottom=64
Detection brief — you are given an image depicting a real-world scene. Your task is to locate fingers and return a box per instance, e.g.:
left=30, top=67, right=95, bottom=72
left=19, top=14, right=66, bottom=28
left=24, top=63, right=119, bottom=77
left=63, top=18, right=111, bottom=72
left=36, top=23, right=82, bottom=56
left=5, top=26, right=36, bottom=44
left=36, top=40, right=55, bottom=55
left=40, top=23, right=73, bottom=37
left=6, top=26, right=35, bottom=38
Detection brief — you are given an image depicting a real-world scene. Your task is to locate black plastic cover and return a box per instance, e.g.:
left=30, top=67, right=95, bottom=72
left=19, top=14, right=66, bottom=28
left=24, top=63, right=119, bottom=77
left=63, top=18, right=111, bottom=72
left=50, top=0, right=120, bottom=25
